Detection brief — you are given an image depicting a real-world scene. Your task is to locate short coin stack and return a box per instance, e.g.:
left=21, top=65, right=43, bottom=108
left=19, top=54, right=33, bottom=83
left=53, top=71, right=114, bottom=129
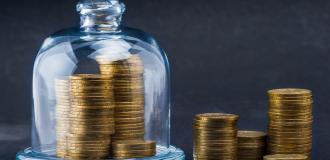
left=66, top=74, right=115, bottom=159
left=263, top=154, right=308, bottom=160
left=112, top=140, right=156, bottom=158
left=97, top=54, right=145, bottom=141
left=193, top=113, right=239, bottom=160
left=267, top=88, right=313, bottom=159
left=55, top=78, right=71, bottom=158
left=237, top=130, right=267, bottom=160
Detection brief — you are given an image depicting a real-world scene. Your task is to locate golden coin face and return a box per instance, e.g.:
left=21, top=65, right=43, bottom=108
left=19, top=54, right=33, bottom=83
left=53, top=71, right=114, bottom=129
left=69, top=123, right=114, bottom=128
left=99, top=70, right=144, bottom=75
left=66, top=152, right=109, bottom=156
left=97, top=54, right=142, bottom=63
left=113, top=80, right=144, bottom=84
left=269, top=102, right=313, bottom=106
left=267, top=151, right=311, bottom=156
left=99, top=64, right=143, bottom=68
left=267, top=132, right=312, bottom=138
left=195, top=113, right=239, bottom=120
left=70, top=74, right=111, bottom=80
left=68, top=143, right=111, bottom=147
left=70, top=94, right=113, bottom=99
left=69, top=122, right=114, bottom=126
left=267, top=128, right=312, bottom=133
left=268, top=112, right=312, bottom=117
left=70, top=102, right=113, bottom=107
left=61, top=111, right=114, bottom=116
left=67, top=134, right=111, bottom=140
left=70, top=88, right=113, bottom=93
left=112, top=150, right=156, bottom=155
left=70, top=92, right=112, bottom=97
left=99, top=68, right=144, bottom=74
left=194, top=126, right=237, bottom=130
left=268, top=121, right=313, bottom=126
left=71, top=97, right=113, bottom=101
left=70, top=104, right=114, bottom=109
left=113, top=140, right=155, bottom=146
left=69, top=109, right=114, bottom=114
left=263, top=154, right=308, bottom=160
left=238, top=144, right=266, bottom=149
left=194, top=139, right=237, bottom=144
left=68, top=115, right=113, bottom=119
left=268, top=134, right=312, bottom=140
left=69, top=81, right=112, bottom=87
left=268, top=88, right=312, bottom=96
left=237, top=130, right=267, bottom=138
left=194, top=132, right=237, bottom=138
left=114, top=128, right=145, bottom=133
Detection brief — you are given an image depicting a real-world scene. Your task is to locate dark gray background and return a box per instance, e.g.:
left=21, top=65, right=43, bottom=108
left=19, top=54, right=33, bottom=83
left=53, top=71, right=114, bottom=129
left=1, top=0, right=330, bottom=159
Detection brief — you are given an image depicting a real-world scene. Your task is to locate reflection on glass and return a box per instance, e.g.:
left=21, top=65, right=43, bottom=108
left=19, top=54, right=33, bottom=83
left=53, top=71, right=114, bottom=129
left=17, top=0, right=184, bottom=159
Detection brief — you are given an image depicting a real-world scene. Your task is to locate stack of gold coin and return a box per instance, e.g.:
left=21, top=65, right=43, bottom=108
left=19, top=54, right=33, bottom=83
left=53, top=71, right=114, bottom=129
left=237, top=130, right=267, bottom=160
left=55, top=78, right=71, bottom=158
left=112, top=140, right=156, bottom=158
left=267, top=88, right=313, bottom=159
left=97, top=54, right=145, bottom=141
left=66, top=74, right=115, bottom=159
left=263, top=154, right=308, bottom=160
left=193, top=113, right=239, bottom=160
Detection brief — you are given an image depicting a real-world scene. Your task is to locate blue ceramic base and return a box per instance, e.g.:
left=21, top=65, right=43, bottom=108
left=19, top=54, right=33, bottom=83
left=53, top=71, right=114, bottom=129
left=16, top=145, right=185, bottom=160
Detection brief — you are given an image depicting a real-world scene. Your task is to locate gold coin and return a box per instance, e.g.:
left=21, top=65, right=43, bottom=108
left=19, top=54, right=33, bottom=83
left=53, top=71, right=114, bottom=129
left=70, top=74, right=111, bottom=80
left=194, top=112, right=239, bottom=121
left=112, top=140, right=156, bottom=158
left=70, top=104, right=114, bottom=109
left=70, top=102, right=113, bottom=107
left=112, top=140, right=155, bottom=148
left=69, top=108, right=114, bottom=113
left=238, top=130, right=266, bottom=138
left=268, top=88, right=311, bottom=96
left=264, top=154, right=308, bottom=160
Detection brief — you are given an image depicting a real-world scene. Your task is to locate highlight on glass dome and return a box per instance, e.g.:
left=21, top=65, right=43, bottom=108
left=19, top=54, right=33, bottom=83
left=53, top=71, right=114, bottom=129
left=16, top=0, right=185, bottom=159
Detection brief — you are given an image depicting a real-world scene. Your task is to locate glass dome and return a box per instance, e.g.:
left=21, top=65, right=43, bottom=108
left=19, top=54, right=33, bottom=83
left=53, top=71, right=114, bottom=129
left=16, top=0, right=184, bottom=159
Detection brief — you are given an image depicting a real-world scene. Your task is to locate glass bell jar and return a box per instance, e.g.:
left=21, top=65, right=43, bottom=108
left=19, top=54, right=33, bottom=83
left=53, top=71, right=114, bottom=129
left=16, top=0, right=185, bottom=159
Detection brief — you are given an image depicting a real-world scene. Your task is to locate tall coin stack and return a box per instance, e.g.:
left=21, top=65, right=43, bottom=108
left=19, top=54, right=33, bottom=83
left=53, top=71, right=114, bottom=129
left=55, top=78, right=71, bottom=158
left=263, top=154, right=308, bottom=160
left=237, top=130, right=267, bottom=160
left=66, top=74, right=115, bottom=159
left=97, top=54, right=145, bottom=141
left=112, top=140, right=156, bottom=158
left=267, top=88, right=313, bottom=159
left=193, top=113, right=239, bottom=160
